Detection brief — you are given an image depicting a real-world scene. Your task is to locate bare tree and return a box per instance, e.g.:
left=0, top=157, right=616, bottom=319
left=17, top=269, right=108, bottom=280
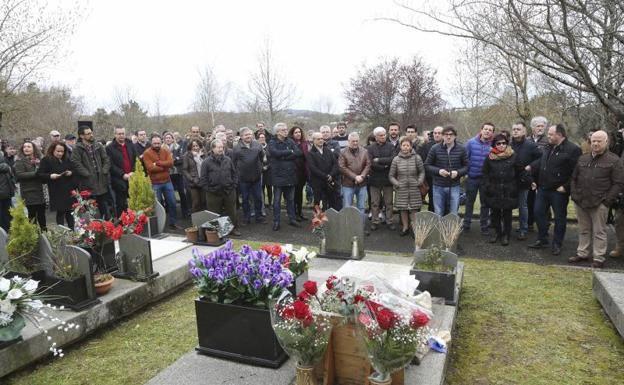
left=247, top=39, right=296, bottom=125
left=193, top=65, right=229, bottom=127
left=344, top=56, right=443, bottom=128
left=381, top=0, right=624, bottom=129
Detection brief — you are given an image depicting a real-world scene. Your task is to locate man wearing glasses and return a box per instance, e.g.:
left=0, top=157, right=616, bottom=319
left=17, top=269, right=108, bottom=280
left=424, top=125, right=468, bottom=216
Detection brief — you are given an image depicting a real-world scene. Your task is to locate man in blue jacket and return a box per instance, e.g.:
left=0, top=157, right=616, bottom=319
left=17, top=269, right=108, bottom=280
left=463, top=122, right=495, bottom=234
left=425, top=125, right=469, bottom=216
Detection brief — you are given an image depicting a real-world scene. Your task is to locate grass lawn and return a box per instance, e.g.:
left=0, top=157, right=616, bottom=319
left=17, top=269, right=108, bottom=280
left=5, top=243, right=624, bottom=385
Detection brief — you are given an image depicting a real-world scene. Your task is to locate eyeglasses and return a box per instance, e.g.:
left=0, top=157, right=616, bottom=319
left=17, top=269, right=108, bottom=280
left=443, top=133, right=455, bottom=137
left=495, top=142, right=507, bottom=146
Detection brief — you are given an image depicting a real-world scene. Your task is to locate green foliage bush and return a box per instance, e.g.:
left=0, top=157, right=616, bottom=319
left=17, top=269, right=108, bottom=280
left=128, top=159, right=155, bottom=213
left=7, top=198, right=40, bottom=272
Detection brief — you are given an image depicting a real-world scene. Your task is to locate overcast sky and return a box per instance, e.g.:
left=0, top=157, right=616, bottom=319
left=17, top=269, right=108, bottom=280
left=45, top=0, right=458, bottom=116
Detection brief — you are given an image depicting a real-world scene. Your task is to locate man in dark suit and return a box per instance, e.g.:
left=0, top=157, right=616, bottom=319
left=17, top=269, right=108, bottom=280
left=106, top=125, right=138, bottom=216
left=306, top=132, right=341, bottom=211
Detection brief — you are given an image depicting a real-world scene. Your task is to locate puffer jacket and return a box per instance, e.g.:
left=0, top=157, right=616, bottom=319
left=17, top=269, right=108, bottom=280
left=14, top=157, right=45, bottom=205
left=571, top=151, right=624, bottom=209
left=367, top=141, right=396, bottom=187
left=268, top=137, right=302, bottom=186
left=339, top=146, right=370, bottom=187
left=388, top=151, right=425, bottom=210
left=482, top=152, right=521, bottom=210
left=465, top=134, right=492, bottom=178
left=0, top=152, right=15, bottom=200
left=199, top=154, right=238, bottom=194
left=530, top=138, right=582, bottom=192
left=424, top=142, right=469, bottom=187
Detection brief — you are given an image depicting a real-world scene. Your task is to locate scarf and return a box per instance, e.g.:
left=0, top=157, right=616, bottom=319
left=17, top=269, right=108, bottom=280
left=489, top=146, right=514, bottom=160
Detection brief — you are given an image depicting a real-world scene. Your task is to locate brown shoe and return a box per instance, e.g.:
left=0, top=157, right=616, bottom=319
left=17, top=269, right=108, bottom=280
left=592, top=259, right=605, bottom=268
left=568, top=255, right=590, bottom=263
left=609, top=249, right=621, bottom=258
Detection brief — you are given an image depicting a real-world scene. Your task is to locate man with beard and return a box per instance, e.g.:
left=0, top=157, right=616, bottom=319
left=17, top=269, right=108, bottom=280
left=334, top=122, right=349, bottom=150
left=71, top=124, right=111, bottom=218
left=143, top=135, right=179, bottom=230
left=387, top=122, right=401, bottom=150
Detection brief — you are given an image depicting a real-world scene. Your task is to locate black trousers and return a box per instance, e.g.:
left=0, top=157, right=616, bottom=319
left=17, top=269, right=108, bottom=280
left=27, top=204, right=47, bottom=231
left=491, top=208, right=512, bottom=237
left=294, top=180, right=306, bottom=217
left=312, top=184, right=341, bottom=212
left=94, top=193, right=112, bottom=220
left=56, top=210, right=75, bottom=229
left=113, top=188, right=129, bottom=218
left=0, top=198, right=12, bottom=233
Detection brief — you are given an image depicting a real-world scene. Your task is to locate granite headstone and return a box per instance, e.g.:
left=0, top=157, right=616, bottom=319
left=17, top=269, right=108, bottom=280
left=321, top=206, right=365, bottom=259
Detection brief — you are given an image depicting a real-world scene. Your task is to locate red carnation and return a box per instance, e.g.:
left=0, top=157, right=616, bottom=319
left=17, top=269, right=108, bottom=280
left=325, top=275, right=337, bottom=290
left=134, top=223, right=144, bottom=235
left=88, top=221, right=103, bottom=232
left=293, top=300, right=311, bottom=320
left=281, top=305, right=295, bottom=320
left=103, top=221, right=115, bottom=237
left=410, top=310, right=430, bottom=329
left=376, top=308, right=397, bottom=330
left=303, top=280, right=317, bottom=295
left=297, top=290, right=310, bottom=302
left=138, top=214, right=148, bottom=225
left=111, top=225, right=124, bottom=241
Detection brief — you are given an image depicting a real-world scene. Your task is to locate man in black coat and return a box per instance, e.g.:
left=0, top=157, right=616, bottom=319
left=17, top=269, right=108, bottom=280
left=106, top=126, right=138, bottom=217
left=527, top=123, right=582, bottom=255
left=511, top=121, right=542, bottom=240
left=233, top=127, right=267, bottom=225
left=306, top=132, right=340, bottom=211
left=367, top=126, right=397, bottom=231
left=268, top=122, right=302, bottom=231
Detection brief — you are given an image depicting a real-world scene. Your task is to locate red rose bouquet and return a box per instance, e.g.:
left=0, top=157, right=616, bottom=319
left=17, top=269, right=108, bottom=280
left=354, top=281, right=433, bottom=383
left=270, top=280, right=335, bottom=369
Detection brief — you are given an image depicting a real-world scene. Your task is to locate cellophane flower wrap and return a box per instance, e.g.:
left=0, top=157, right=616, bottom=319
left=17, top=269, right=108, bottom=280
left=354, top=278, right=433, bottom=382
left=188, top=241, right=294, bottom=307
left=0, top=267, right=79, bottom=357
left=270, top=280, right=335, bottom=367
left=321, top=275, right=371, bottom=323
left=260, top=243, right=316, bottom=277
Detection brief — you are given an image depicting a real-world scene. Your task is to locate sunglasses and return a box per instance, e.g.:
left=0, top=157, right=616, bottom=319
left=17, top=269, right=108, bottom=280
left=495, top=141, right=507, bottom=146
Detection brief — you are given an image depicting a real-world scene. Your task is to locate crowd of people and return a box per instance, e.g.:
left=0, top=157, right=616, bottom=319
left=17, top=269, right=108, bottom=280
left=1, top=116, right=623, bottom=267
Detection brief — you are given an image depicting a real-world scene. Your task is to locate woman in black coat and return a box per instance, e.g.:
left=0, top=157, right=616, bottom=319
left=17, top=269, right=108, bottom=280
left=288, top=126, right=308, bottom=221
left=37, top=142, right=77, bottom=228
left=14, top=141, right=46, bottom=230
left=482, top=134, right=523, bottom=246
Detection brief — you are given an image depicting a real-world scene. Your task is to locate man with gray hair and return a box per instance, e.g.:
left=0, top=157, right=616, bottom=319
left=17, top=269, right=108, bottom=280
left=320, top=125, right=341, bottom=155
left=233, top=127, right=267, bottom=225
left=268, top=122, right=302, bottom=231
left=367, top=126, right=397, bottom=231
left=569, top=130, right=624, bottom=268
left=526, top=115, right=549, bottom=231
left=339, top=132, right=370, bottom=214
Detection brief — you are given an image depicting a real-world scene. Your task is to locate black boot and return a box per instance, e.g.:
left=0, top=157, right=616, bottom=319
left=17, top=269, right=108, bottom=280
left=489, top=234, right=501, bottom=244
left=501, top=235, right=509, bottom=246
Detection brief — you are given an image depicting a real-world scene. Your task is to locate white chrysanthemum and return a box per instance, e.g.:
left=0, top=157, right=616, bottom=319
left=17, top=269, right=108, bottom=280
left=7, top=288, right=24, bottom=300
left=0, top=299, right=16, bottom=316
left=0, top=277, right=10, bottom=293
left=23, top=279, right=39, bottom=294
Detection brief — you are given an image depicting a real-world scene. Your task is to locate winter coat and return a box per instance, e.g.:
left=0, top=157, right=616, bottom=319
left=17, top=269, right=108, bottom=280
left=339, top=146, right=371, bottom=187
left=306, top=145, right=340, bottom=193
left=182, top=151, right=204, bottom=188
left=106, top=139, right=138, bottom=193
left=530, top=138, right=582, bottom=192
left=142, top=147, right=174, bottom=184
left=70, top=140, right=111, bottom=196
left=424, top=142, right=469, bottom=187
left=528, top=134, right=549, bottom=152
left=232, top=141, right=264, bottom=183
left=482, top=152, right=520, bottom=210
left=168, top=142, right=184, bottom=175
left=37, top=156, right=77, bottom=212
left=14, top=157, right=45, bottom=205
left=388, top=151, right=425, bottom=210
left=571, top=151, right=624, bottom=209
left=199, top=154, right=238, bottom=194
left=465, top=135, right=492, bottom=179
left=367, top=141, right=396, bottom=187
left=268, top=137, right=302, bottom=187
left=0, top=152, right=15, bottom=200
left=292, top=139, right=308, bottom=184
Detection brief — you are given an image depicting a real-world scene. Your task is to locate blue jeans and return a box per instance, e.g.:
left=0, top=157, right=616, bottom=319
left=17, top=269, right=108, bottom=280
left=273, top=185, right=296, bottom=225
left=432, top=185, right=461, bottom=216
left=534, top=188, right=569, bottom=247
left=152, top=181, right=177, bottom=225
left=240, top=180, right=264, bottom=222
left=517, top=188, right=529, bottom=233
left=463, top=177, right=490, bottom=231
left=342, top=185, right=367, bottom=213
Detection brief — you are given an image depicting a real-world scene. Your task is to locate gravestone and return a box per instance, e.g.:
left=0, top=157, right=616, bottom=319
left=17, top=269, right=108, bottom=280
left=114, top=234, right=159, bottom=281
left=0, top=228, right=8, bottom=266
left=416, top=211, right=442, bottom=250
left=37, top=234, right=56, bottom=273
left=155, top=200, right=167, bottom=234
left=319, top=206, right=365, bottom=260
left=191, top=210, right=220, bottom=243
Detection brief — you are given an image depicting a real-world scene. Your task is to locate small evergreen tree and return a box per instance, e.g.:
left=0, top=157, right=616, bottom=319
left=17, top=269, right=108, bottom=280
left=128, top=159, right=155, bottom=213
left=7, top=198, right=40, bottom=272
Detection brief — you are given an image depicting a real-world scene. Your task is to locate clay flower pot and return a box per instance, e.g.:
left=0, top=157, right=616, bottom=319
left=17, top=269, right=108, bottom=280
left=204, top=229, right=219, bottom=244
left=94, top=275, right=115, bottom=295
left=185, top=227, right=199, bottom=243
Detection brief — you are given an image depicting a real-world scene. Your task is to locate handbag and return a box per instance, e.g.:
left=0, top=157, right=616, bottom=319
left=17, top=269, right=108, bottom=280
left=415, top=155, right=429, bottom=197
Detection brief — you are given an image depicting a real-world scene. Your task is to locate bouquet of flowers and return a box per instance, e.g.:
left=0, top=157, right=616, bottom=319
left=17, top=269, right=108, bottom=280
left=270, top=280, right=334, bottom=369
left=310, top=205, right=328, bottom=239
left=260, top=243, right=316, bottom=277
left=1, top=267, right=80, bottom=356
left=321, top=275, right=371, bottom=322
left=354, top=280, right=433, bottom=383
left=188, top=241, right=294, bottom=307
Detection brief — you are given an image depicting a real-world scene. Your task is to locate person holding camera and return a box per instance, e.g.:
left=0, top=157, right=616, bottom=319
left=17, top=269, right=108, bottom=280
left=38, top=142, right=77, bottom=228
left=306, top=132, right=341, bottom=211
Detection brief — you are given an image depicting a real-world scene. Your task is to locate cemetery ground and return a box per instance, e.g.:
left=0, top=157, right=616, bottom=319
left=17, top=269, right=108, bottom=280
left=3, top=207, right=624, bottom=384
